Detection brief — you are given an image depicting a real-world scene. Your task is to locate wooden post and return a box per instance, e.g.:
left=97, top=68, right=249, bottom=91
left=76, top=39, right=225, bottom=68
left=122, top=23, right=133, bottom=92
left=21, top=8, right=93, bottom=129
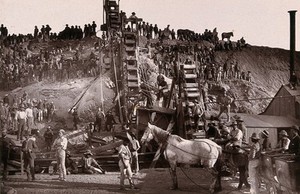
left=20, top=151, right=24, bottom=175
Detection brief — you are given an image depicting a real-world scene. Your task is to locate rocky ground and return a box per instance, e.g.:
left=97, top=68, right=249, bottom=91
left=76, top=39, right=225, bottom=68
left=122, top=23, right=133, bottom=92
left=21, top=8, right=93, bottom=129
left=2, top=168, right=269, bottom=194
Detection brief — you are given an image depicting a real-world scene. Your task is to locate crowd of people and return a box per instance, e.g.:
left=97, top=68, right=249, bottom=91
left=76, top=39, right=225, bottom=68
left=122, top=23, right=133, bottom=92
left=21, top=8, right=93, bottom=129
left=0, top=92, right=56, bottom=140
left=0, top=37, right=102, bottom=90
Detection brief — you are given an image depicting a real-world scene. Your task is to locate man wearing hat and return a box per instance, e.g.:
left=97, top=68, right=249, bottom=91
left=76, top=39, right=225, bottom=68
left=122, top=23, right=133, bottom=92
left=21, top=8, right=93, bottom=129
left=25, top=103, right=34, bottom=135
left=216, top=89, right=233, bottom=123
left=1, top=130, right=15, bottom=180
left=105, top=111, right=116, bottom=132
left=22, top=131, right=38, bottom=181
left=236, top=116, right=247, bottom=142
left=226, top=121, right=243, bottom=149
left=65, top=151, right=78, bottom=174
left=82, top=150, right=105, bottom=174
left=118, top=138, right=136, bottom=190
left=275, top=130, right=290, bottom=153
left=52, top=129, right=68, bottom=181
left=261, top=130, right=272, bottom=151
left=44, top=126, right=54, bottom=151
left=206, top=121, right=220, bottom=140
left=248, top=133, right=261, bottom=194
left=288, top=125, right=300, bottom=156
left=192, top=99, right=204, bottom=131
left=128, top=12, right=138, bottom=31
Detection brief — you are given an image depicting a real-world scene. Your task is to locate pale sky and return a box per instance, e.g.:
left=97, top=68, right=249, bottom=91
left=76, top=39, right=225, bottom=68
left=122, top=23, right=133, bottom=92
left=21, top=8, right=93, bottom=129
left=0, top=0, right=299, bottom=50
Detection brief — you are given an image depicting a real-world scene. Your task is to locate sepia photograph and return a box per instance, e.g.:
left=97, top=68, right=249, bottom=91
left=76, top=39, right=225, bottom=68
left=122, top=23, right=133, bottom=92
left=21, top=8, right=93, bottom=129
left=0, top=0, right=300, bottom=193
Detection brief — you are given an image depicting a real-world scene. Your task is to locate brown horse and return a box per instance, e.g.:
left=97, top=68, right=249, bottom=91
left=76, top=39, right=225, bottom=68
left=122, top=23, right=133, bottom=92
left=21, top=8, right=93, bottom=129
left=221, top=32, right=234, bottom=41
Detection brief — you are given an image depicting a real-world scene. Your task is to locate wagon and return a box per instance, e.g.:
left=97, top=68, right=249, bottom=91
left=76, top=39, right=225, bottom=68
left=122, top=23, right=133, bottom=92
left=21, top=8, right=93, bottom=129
left=260, top=153, right=300, bottom=194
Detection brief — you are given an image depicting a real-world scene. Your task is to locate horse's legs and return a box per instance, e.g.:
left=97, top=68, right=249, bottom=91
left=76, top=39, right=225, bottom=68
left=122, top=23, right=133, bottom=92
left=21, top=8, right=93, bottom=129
left=168, top=162, right=178, bottom=190
left=212, top=159, right=223, bottom=192
left=238, top=165, right=250, bottom=189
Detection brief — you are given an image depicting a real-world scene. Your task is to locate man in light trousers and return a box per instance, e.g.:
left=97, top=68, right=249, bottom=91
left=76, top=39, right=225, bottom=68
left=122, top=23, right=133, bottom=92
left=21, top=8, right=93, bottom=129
left=52, top=129, right=68, bottom=181
left=248, top=133, right=261, bottom=194
left=118, top=138, right=136, bottom=190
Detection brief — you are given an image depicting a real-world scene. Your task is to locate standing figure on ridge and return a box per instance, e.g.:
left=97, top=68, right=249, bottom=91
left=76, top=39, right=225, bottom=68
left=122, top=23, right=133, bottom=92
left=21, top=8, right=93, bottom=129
left=217, top=89, right=233, bottom=123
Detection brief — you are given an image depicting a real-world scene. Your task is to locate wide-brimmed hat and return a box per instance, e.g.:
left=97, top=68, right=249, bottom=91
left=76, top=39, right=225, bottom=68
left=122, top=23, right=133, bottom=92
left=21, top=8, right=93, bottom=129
left=24, top=130, right=32, bottom=137
left=84, top=150, right=93, bottom=156
left=291, top=125, right=299, bottom=131
left=236, top=116, right=244, bottom=122
left=279, top=130, right=288, bottom=136
left=66, top=151, right=71, bottom=156
left=261, top=130, right=269, bottom=137
left=251, top=133, right=260, bottom=140
left=221, top=126, right=230, bottom=134
left=230, top=121, right=238, bottom=126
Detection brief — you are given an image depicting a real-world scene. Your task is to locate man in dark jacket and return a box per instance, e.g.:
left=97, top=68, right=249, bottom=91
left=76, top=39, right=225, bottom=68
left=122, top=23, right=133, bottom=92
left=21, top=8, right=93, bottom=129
left=44, top=126, right=54, bottom=151
left=22, top=132, right=38, bottom=181
left=1, top=130, right=15, bottom=180
left=105, top=111, right=116, bottom=132
left=289, top=125, right=300, bottom=156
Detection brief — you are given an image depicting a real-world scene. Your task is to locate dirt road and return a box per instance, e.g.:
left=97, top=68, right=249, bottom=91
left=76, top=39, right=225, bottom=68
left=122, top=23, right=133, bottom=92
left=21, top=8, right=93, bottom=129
left=2, top=168, right=268, bottom=194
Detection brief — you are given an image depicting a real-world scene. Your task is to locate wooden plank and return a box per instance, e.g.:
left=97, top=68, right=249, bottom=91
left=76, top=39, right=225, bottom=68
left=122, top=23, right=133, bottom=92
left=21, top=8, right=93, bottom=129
left=186, top=92, right=200, bottom=97
left=183, top=64, right=196, bottom=70
left=92, top=141, right=123, bottom=155
left=184, top=88, right=199, bottom=92
left=185, top=83, right=198, bottom=88
left=184, top=74, right=197, bottom=79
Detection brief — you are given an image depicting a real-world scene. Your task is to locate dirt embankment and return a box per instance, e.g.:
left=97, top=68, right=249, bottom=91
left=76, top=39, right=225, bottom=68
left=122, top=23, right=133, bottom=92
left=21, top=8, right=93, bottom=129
left=214, top=46, right=300, bottom=114
left=7, top=41, right=300, bottom=126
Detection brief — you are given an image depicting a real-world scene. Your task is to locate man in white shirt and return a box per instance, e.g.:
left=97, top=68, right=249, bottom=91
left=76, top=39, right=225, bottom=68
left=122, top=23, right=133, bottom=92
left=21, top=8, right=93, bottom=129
left=25, top=103, right=34, bottom=135
left=226, top=121, right=243, bottom=150
left=118, top=138, right=136, bottom=190
left=52, top=129, right=68, bottom=181
left=15, top=104, right=27, bottom=141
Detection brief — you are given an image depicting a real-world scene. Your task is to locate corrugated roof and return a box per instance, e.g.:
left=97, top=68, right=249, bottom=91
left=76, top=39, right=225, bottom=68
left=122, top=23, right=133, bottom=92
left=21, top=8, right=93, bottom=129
left=232, top=113, right=300, bottom=128
left=283, top=84, right=300, bottom=97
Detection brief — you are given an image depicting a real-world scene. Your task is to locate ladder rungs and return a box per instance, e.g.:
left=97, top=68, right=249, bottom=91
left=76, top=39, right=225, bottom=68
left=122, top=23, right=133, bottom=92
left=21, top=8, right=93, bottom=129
left=186, top=92, right=200, bottom=97
left=183, top=65, right=196, bottom=70
left=184, top=74, right=197, bottom=79
left=185, top=83, right=198, bottom=88
left=128, top=75, right=138, bottom=81
left=124, top=39, right=136, bottom=44
left=128, top=82, right=139, bottom=87
left=184, top=88, right=199, bottom=92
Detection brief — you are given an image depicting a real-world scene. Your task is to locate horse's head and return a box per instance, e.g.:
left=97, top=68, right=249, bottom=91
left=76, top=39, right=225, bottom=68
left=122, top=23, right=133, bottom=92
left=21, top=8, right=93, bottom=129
left=140, top=122, right=154, bottom=144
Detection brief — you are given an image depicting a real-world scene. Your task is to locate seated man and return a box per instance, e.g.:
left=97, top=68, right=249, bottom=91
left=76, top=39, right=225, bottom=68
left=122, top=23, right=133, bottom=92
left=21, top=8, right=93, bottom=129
left=82, top=150, right=106, bottom=174
left=65, top=151, right=78, bottom=174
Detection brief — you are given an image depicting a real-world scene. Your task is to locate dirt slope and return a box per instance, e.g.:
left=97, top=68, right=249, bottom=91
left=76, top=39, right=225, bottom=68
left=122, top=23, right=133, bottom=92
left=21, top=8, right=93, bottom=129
left=6, top=40, right=300, bottom=126
left=214, top=46, right=300, bottom=114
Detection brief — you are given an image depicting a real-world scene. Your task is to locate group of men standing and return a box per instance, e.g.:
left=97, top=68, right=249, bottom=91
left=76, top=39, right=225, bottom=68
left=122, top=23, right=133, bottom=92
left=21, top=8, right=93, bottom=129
left=208, top=118, right=300, bottom=194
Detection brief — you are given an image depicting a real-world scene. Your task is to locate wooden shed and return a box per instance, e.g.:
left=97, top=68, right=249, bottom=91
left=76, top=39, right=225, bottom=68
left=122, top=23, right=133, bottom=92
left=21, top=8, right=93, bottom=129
left=261, top=84, right=300, bottom=119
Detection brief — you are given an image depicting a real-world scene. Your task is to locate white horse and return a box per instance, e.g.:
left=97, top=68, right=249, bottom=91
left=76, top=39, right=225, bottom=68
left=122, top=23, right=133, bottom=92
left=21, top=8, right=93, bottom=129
left=141, top=123, right=223, bottom=193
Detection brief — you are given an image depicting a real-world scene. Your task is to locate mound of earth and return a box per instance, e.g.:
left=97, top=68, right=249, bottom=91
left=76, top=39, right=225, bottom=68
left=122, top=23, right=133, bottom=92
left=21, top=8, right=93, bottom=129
left=5, top=39, right=300, bottom=130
